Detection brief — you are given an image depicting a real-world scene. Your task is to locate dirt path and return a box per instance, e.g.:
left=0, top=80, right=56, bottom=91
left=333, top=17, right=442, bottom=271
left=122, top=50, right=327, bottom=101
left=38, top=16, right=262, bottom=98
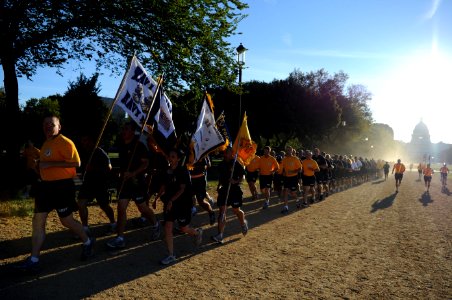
left=1, top=171, right=451, bottom=299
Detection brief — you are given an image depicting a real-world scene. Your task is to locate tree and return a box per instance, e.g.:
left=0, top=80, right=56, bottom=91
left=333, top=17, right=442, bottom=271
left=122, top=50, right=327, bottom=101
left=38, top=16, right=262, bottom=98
left=22, top=96, right=61, bottom=147
left=0, top=0, right=247, bottom=181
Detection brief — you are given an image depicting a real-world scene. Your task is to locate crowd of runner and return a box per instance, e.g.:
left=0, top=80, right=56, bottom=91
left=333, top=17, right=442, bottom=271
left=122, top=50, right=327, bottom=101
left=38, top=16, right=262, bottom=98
left=16, top=115, right=435, bottom=273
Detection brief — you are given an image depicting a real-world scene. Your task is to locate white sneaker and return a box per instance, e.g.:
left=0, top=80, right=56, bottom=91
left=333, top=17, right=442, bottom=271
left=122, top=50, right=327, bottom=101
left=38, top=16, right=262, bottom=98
left=194, top=228, right=203, bottom=246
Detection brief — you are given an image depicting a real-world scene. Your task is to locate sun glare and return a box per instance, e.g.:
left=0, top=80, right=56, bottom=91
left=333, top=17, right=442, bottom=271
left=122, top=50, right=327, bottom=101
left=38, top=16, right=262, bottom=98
left=378, top=51, right=452, bottom=143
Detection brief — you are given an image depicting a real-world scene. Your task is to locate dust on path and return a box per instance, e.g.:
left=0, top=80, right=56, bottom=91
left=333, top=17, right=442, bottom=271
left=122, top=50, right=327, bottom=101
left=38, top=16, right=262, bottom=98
left=1, top=172, right=451, bottom=299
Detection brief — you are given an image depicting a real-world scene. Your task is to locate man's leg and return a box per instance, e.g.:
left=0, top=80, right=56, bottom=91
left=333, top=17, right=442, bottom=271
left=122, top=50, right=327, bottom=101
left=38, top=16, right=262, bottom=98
left=31, top=212, right=48, bottom=258
left=77, top=198, right=89, bottom=227
left=116, top=199, right=129, bottom=237
left=60, top=214, right=89, bottom=243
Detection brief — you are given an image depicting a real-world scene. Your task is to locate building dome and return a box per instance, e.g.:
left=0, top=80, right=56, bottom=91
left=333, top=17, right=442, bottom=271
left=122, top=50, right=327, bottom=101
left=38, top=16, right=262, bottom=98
left=411, top=120, right=431, bottom=143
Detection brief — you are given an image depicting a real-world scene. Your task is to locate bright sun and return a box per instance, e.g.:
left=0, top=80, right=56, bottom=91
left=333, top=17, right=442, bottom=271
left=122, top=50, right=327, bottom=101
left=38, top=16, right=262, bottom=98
left=377, top=50, right=452, bottom=143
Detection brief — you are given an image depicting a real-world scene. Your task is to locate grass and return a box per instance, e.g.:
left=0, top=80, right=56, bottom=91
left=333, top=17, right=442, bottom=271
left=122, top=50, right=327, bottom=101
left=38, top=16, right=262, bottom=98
left=0, top=198, right=34, bottom=218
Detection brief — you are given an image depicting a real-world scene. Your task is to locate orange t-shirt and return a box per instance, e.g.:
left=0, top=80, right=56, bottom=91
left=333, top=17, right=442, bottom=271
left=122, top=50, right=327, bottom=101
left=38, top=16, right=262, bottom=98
left=246, top=155, right=260, bottom=172
left=392, top=163, right=406, bottom=174
left=423, top=167, right=433, bottom=177
left=302, top=158, right=319, bottom=177
left=40, top=134, right=80, bottom=181
left=258, top=155, right=279, bottom=175
left=280, top=156, right=302, bottom=177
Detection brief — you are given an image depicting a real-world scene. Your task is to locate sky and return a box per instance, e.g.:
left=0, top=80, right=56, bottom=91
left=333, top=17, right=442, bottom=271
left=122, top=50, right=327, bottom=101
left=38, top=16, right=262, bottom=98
left=2, top=0, right=452, bottom=144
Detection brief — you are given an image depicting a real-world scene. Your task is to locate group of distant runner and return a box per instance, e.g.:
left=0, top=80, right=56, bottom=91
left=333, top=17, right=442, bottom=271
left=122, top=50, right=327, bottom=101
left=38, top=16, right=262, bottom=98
left=14, top=114, right=449, bottom=274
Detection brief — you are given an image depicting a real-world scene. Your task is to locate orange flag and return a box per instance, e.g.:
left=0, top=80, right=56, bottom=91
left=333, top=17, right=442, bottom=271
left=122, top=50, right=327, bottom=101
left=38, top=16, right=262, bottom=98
left=232, top=113, right=257, bottom=166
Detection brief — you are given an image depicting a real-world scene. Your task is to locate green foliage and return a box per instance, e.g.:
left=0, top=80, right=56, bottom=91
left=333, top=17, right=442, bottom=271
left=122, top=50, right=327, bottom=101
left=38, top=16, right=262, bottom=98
left=22, top=96, right=61, bottom=146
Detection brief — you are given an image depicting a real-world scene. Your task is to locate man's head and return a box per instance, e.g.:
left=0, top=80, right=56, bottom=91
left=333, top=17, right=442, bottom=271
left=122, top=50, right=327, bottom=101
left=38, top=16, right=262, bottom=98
left=397, top=159, right=401, bottom=163
left=43, top=116, right=61, bottom=139
left=121, top=121, right=138, bottom=143
left=263, top=146, right=271, bottom=156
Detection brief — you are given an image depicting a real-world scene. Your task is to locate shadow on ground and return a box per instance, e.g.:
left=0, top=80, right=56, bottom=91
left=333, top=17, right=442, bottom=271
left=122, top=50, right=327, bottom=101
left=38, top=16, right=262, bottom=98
left=370, top=192, right=397, bottom=213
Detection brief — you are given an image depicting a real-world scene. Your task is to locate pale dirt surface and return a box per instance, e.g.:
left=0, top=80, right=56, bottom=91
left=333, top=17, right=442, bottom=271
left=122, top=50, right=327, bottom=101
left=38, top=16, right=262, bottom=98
left=1, top=171, right=451, bottom=299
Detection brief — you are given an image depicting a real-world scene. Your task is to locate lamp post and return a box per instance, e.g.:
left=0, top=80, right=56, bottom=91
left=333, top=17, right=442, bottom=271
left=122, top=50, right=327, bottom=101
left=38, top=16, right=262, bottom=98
left=236, top=43, right=247, bottom=125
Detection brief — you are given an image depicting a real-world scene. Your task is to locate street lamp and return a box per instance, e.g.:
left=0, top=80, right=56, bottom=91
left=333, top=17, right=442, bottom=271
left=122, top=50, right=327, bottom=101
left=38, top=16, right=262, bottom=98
left=236, top=43, right=247, bottom=124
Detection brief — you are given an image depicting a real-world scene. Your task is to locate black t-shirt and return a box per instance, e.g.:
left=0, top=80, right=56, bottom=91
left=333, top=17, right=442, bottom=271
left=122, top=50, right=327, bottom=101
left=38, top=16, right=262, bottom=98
left=119, top=138, right=148, bottom=179
left=161, top=165, right=192, bottom=206
left=83, top=147, right=111, bottom=182
left=218, top=159, right=245, bottom=187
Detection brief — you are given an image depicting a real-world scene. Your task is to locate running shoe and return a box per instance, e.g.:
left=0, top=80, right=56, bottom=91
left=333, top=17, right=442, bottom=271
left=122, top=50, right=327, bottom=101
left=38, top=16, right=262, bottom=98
left=81, top=237, right=96, bottom=260
left=211, top=234, right=224, bottom=244
left=150, top=221, right=161, bottom=240
left=262, top=200, right=269, bottom=209
left=209, top=211, right=216, bottom=225
left=14, top=257, right=41, bottom=273
left=191, top=206, right=198, bottom=216
left=107, top=236, right=125, bottom=249
left=296, top=200, right=301, bottom=208
left=241, top=219, right=248, bottom=236
left=160, top=255, right=177, bottom=265
left=194, top=228, right=203, bottom=246
left=281, top=206, right=289, bottom=214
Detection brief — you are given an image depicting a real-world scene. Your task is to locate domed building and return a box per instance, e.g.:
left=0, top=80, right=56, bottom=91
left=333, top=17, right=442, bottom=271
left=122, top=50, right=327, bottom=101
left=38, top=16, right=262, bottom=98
left=405, top=120, right=451, bottom=164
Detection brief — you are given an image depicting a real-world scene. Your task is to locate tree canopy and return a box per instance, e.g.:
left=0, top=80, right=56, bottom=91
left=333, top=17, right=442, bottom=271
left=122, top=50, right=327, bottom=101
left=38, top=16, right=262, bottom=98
left=0, top=0, right=248, bottom=182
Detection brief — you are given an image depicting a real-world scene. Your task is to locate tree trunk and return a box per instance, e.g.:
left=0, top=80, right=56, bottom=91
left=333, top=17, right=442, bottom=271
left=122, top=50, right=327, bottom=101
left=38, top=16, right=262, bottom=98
left=1, top=55, right=22, bottom=194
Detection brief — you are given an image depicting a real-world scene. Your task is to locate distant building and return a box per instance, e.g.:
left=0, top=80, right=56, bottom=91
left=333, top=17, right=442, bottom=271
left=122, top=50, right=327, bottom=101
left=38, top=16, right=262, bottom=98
left=405, top=120, right=451, bottom=164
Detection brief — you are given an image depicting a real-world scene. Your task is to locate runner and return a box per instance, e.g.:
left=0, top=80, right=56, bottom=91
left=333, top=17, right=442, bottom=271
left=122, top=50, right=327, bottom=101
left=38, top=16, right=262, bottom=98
left=155, top=148, right=203, bottom=265
left=211, top=147, right=248, bottom=244
left=258, top=146, right=279, bottom=209
left=279, top=146, right=302, bottom=213
left=15, top=116, right=94, bottom=273
left=77, top=134, right=116, bottom=235
left=423, top=163, right=434, bottom=192
left=383, top=162, right=390, bottom=180
left=106, top=122, right=160, bottom=250
left=300, top=150, right=320, bottom=207
left=417, top=162, right=423, bottom=180
left=392, top=159, right=406, bottom=193
left=439, top=163, right=449, bottom=188
left=190, top=156, right=216, bottom=225
left=245, top=154, right=260, bottom=201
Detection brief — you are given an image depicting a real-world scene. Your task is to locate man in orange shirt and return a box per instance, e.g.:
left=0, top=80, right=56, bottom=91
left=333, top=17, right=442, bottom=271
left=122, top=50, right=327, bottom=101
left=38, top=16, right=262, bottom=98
left=301, top=151, right=320, bottom=207
left=246, top=155, right=260, bottom=201
left=392, top=159, right=406, bottom=193
left=422, top=163, right=434, bottom=192
left=258, top=146, right=279, bottom=209
left=279, top=146, right=302, bottom=214
left=16, top=116, right=95, bottom=273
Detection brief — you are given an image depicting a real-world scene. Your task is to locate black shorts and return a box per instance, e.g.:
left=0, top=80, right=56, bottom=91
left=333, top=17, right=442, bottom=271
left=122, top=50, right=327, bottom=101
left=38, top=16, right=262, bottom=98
left=259, top=175, right=273, bottom=189
left=273, top=174, right=283, bottom=188
left=191, top=176, right=207, bottom=201
left=117, top=177, right=147, bottom=204
left=424, top=175, right=432, bottom=183
left=246, top=171, right=258, bottom=183
left=34, top=179, right=78, bottom=218
left=217, top=185, right=243, bottom=208
left=395, top=173, right=403, bottom=181
left=283, top=176, right=299, bottom=191
left=163, top=199, right=192, bottom=227
left=78, top=179, right=110, bottom=206
left=302, top=175, right=316, bottom=187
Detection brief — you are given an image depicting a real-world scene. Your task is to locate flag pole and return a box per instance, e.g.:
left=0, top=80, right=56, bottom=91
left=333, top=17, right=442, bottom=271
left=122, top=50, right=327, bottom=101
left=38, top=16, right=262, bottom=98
left=116, top=75, right=165, bottom=197
left=82, top=55, right=136, bottom=181
left=220, top=114, right=244, bottom=223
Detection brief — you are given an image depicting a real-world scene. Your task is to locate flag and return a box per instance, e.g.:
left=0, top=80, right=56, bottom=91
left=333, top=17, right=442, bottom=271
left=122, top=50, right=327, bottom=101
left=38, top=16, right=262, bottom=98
left=146, top=85, right=177, bottom=155
left=114, top=56, right=176, bottom=155
left=215, top=111, right=231, bottom=151
left=232, top=113, right=257, bottom=166
left=188, top=93, right=225, bottom=165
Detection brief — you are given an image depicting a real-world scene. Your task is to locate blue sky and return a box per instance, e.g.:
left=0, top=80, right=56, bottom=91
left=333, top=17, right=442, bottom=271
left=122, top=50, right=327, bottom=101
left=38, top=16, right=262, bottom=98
left=3, top=0, right=452, bottom=143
